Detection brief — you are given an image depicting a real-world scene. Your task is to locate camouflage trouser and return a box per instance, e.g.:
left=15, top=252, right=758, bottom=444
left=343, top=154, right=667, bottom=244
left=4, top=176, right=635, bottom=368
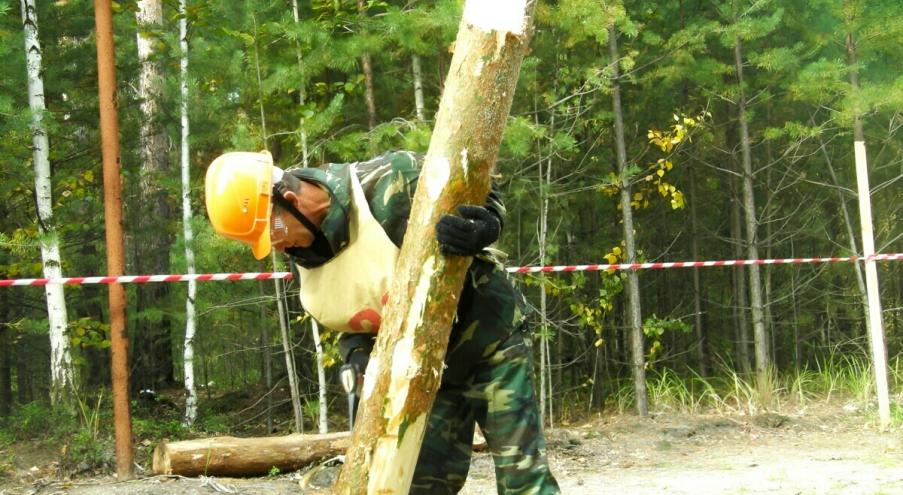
left=410, top=330, right=561, bottom=495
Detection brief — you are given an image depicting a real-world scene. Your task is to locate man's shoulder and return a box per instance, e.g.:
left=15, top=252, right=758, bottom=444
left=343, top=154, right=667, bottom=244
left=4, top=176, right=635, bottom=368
left=356, top=151, right=422, bottom=188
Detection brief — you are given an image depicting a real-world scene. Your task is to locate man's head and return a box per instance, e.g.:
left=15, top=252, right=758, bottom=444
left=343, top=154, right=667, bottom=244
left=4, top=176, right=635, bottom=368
left=205, top=151, right=332, bottom=262
left=204, top=151, right=280, bottom=259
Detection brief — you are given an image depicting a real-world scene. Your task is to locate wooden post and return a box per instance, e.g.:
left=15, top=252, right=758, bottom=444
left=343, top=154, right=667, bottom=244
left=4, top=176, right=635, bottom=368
left=93, top=0, right=133, bottom=479
left=332, top=2, right=536, bottom=493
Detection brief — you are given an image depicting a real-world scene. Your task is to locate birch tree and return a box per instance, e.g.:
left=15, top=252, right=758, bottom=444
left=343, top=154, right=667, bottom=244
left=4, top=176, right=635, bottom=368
left=333, top=1, right=536, bottom=492
left=20, top=0, right=75, bottom=408
left=292, top=0, right=328, bottom=432
left=178, top=0, right=198, bottom=427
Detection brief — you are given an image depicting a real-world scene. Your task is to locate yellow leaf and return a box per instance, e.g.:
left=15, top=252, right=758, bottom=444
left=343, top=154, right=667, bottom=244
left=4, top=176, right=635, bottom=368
left=656, top=169, right=665, bottom=177
left=665, top=160, right=673, bottom=171
left=605, top=253, right=617, bottom=264
left=612, top=247, right=622, bottom=256
left=634, top=192, right=643, bottom=201
left=594, top=338, right=605, bottom=347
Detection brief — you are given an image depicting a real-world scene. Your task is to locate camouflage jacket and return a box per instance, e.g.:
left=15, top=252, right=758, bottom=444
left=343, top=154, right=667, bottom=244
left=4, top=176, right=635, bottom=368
left=286, top=152, right=527, bottom=382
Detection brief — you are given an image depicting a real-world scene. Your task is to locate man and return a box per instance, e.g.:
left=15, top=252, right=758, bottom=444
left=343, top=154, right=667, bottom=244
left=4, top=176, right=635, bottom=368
left=205, top=150, right=559, bottom=494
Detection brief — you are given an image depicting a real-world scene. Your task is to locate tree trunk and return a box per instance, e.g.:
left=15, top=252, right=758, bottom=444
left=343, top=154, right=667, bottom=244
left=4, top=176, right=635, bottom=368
left=846, top=31, right=890, bottom=428
left=21, top=0, right=76, bottom=408
left=178, top=0, right=198, bottom=427
left=311, top=320, right=328, bottom=433
left=733, top=36, right=770, bottom=377
left=135, top=0, right=174, bottom=391
left=333, top=3, right=535, bottom=492
left=272, top=255, right=303, bottom=433
left=688, top=163, right=708, bottom=376
left=412, top=54, right=426, bottom=121
left=291, top=0, right=310, bottom=167
left=813, top=117, right=869, bottom=319
left=538, top=147, right=550, bottom=427
left=608, top=23, right=647, bottom=416
left=152, top=432, right=350, bottom=477
left=357, top=0, right=377, bottom=133
left=729, top=153, right=751, bottom=374
left=0, top=327, right=10, bottom=416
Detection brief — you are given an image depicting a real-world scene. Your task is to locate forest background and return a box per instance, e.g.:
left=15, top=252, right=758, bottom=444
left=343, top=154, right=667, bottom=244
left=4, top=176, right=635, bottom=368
left=0, top=0, right=902, bottom=475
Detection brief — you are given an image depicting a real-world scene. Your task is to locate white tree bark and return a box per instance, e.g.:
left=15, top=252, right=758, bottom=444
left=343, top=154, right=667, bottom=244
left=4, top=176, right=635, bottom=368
left=311, top=320, right=328, bottom=433
left=178, top=0, right=198, bottom=427
left=291, top=0, right=310, bottom=167
left=291, top=0, right=326, bottom=432
left=21, top=0, right=75, bottom=407
left=412, top=54, right=426, bottom=121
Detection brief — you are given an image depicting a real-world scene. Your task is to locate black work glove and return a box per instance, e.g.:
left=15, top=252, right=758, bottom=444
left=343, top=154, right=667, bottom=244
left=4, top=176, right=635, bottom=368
left=436, top=205, right=501, bottom=256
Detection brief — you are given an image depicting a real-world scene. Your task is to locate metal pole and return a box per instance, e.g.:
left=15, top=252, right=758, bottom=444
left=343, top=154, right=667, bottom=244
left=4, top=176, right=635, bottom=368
left=93, top=0, right=134, bottom=479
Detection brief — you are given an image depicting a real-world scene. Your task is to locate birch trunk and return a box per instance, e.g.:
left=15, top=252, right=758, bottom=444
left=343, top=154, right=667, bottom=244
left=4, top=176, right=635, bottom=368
left=733, top=36, right=770, bottom=377
left=291, top=0, right=310, bottom=167
left=309, top=320, right=327, bottom=433
left=178, top=0, right=198, bottom=427
left=608, top=23, right=648, bottom=416
left=272, top=255, right=303, bottom=433
left=135, top=0, right=174, bottom=390
left=412, top=54, right=426, bottom=121
left=538, top=150, right=549, bottom=427
left=333, top=2, right=536, bottom=492
left=250, top=9, right=304, bottom=433
left=291, top=3, right=326, bottom=430
left=846, top=32, right=890, bottom=428
left=21, top=0, right=75, bottom=407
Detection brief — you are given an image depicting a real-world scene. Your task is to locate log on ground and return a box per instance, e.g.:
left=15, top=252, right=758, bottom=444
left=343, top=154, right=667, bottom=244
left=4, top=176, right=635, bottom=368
left=152, top=432, right=350, bottom=477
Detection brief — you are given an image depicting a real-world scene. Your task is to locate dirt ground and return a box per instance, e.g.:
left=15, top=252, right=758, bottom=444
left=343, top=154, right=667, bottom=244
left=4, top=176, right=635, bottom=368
left=3, top=403, right=902, bottom=494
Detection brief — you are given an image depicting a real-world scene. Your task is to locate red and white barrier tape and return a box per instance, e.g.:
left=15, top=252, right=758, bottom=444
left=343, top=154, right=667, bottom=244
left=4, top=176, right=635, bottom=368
left=506, top=253, right=903, bottom=274
left=1, top=253, right=900, bottom=286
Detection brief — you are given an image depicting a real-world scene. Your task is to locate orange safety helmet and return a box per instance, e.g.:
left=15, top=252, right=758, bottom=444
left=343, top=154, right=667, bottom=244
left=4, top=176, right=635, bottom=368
left=205, top=151, right=283, bottom=260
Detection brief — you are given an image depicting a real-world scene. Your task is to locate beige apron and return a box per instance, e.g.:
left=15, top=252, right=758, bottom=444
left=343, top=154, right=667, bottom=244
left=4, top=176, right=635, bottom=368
left=296, top=166, right=399, bottom=333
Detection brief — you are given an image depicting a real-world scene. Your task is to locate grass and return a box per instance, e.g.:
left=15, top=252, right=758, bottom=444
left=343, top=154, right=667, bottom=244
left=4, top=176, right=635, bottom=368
left=601, top=352, right=903, bottom=421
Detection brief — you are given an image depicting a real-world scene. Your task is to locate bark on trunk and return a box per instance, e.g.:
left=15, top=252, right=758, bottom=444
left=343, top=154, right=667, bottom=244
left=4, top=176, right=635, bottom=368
left=0, top=327, right=10, bottom=416
left=688, top=164, right=708, bottom=376
left=608, top=23, right=648, bottom=416
left=152, top=432, right=350, bottom=477
left=311, top=319, right=328, bottom=433
left=135, top=0, right=174, bottom=391
left=333, top=3, right=536, bottom=493
left=178, top=0, right=198, bottom=427
left=412, top=54, right=426, bottom=121
left=733, top=36, right=770, bottom=377
left=538, top=149, right=550, bottom=426
left=292, top=0, right=310, bottom=167
left=21, top=0, right=75, bottom=408
left=358, top=0, right=377, bottom=133
left=729, top=153, right=751, bottom=374
left=272, top=255, right=303, bottom=433
left=846, top=31, right=890, bottom=428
